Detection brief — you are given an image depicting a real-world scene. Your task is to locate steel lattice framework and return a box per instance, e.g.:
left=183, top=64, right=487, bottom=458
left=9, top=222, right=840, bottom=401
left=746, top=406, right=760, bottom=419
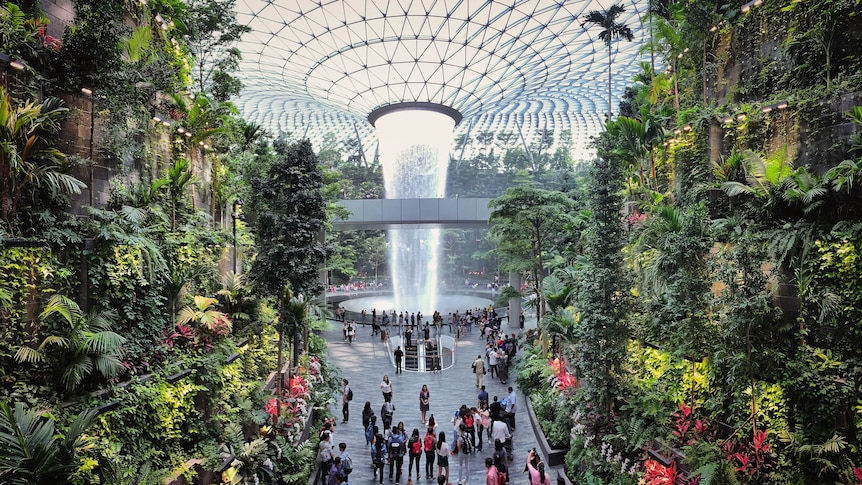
left=234, top=0, right=653, bottom=162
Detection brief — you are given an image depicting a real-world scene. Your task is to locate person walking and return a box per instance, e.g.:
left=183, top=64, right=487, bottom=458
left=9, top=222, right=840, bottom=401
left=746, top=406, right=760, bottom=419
left=362, top=401, right=375, bottom=430
left=408, top=428, right=422, bottom=478
left=419, top=384, right=430, bottom=424
left=371, top=433, right=387, bottom=484
left=394, top=347, right=404, bottom=374
left=423, top=426, right=437, bottom=479
left=381, top=400, right=396, bottom=431
left=472, top=355, right=486, bottom=387
left=381, top=375, right=393, bottom=402
left=387, top=425, right=405, bottom=483
left=342, top=379, right=352, bottom=423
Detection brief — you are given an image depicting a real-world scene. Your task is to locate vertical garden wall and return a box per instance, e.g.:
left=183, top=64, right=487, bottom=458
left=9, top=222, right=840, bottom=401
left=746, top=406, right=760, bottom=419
left=514, top=0, right=862, bottom=484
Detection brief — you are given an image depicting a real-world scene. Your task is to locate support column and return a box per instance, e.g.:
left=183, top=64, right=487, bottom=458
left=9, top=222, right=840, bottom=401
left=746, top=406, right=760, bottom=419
left=508, top=271, right=521, bottom=331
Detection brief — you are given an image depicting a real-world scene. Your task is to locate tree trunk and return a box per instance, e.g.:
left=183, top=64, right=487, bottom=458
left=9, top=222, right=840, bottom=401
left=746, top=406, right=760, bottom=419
left=608, top=43, right=613, bottom=118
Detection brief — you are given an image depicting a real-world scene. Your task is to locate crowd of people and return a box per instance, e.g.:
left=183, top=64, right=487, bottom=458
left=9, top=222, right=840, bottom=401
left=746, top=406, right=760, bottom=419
left=316, top=301, right=555, bottom=485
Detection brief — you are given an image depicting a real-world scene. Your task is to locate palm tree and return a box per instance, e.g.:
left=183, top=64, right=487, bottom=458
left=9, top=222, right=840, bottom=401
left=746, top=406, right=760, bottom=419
left=0, top=88, right=85, bottom=234
left=14, top=295, right=126, bottom=393
left=582, top=4, right=635, bottom=119
left=0, top=401, right=99, bottom=484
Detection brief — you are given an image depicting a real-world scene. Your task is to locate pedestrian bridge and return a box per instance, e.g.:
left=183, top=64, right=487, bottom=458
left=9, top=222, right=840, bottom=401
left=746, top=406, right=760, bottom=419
left=333, top=198, right=493, bottom=230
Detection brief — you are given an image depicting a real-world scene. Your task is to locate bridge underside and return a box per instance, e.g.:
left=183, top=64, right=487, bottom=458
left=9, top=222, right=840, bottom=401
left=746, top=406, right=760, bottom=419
left=333, top=198, right=492, bottom=230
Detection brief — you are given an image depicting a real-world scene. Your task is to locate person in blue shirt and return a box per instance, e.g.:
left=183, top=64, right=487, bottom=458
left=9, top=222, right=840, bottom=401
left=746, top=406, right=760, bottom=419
left=504, top=387, right=517, bottom=430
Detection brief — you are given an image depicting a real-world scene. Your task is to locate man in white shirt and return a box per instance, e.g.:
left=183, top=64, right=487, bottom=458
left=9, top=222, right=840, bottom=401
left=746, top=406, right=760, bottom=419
left=487, top=347, right=498, bottom=378
left=490, top=418, right=511, bottom=446
left=504, top=387, right=517, bottom=430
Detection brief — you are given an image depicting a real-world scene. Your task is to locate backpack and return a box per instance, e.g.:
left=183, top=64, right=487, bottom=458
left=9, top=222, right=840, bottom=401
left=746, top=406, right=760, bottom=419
left=371, top=445, right=384, bottom=465
left=460, top=434, right=473, bottom=454
left=389, top=434, right=404, bottom=458
left=464, top=414, right=474, bottom=429
left=410, top=437, right=421, bottom=455
left=423, top=433, right=434, bottom=452
left=342, top=454, right=353, bottom=471
left=365, top=422, right=375, bottom=443
left=346, top=387, right=353, bottom=401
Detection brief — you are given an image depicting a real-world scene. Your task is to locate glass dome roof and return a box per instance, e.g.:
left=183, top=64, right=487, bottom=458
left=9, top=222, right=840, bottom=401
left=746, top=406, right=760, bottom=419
left=233, top=0, right=653, bottom=161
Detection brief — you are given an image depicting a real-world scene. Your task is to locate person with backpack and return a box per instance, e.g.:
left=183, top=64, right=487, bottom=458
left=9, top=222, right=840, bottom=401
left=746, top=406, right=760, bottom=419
left=370, top=433, right=387, bottom=484
left=342, top=379, right=352, bottom=423
left=381, top=401, right=395, bottom=431
left=365, top=417, right=378, bottom=447
left=408, top=428, right=422, bottom=478
left=423, top=426, right=437, bottom=479
left=338, top=442, right=352, bottom=478
left=491, top=440, right=508, bottom=481
left=387, top=425, right=405, bottom=483
left=454, top=423, right=471, bottom=485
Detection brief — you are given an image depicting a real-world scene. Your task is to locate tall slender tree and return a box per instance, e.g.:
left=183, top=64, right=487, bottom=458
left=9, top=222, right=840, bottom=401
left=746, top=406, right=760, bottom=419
left=582, top=4, right=635, bottom=119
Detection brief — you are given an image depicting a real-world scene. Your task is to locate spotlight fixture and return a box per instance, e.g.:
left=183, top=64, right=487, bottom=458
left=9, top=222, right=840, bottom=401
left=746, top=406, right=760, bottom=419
left=185, top=131, right=193, bottom=138
left=736, top=113, right=747, bottom=120
left=723, top=117, right=734, bottom=124
left=741, top=0, right=764, bottom=14
left=177, top=127, right=186, bottom=134
left=80, top=87, right=93, bottom=96
left=0, top=53, right=25, bottom=71
left=674, top=129, right=682, bottom=135
left=683, top=125, right=692, bottom=132
left=710, top=25, right=719, bottom=32
left=761, top=100, right=789, bottom=113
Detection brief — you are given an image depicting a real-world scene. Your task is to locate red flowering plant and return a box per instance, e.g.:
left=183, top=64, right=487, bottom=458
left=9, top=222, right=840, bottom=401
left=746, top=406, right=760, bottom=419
left=641, top=459, right=680, bottom=485
left=264, top=370, right=315, bottom=443
left=549, top=358, right=579, bottom=392
left=722, top=428, right=775, bottom=480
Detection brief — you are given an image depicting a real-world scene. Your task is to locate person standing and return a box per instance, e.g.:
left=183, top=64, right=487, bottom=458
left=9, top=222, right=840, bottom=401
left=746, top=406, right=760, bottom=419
left=435, top=432, right=450, bottom=485
left=394, top=346, right=404, bottom=374
left=338, top=442, right=352, bottom=478
left=484, top=457, right=500, bottom=485
left=526, top=450, right=549, bottom=485
left=488, top=347, right=498, bottom=378
left=504, top=387, right=517, bottom=430
left=419, top=384, right=430, bottom=424
left=423, top=426, right=437, bottom=479
left=477, top=386, right=489, bottom=410
left=362, top=401, right=375, bottom=431
left=455, top=423, right=471, bottom=485
left=342, top=379, right=352, bottom=423
left=472, top=355, right=486, bottom=387
left=347, top=321, right=356, bottom=343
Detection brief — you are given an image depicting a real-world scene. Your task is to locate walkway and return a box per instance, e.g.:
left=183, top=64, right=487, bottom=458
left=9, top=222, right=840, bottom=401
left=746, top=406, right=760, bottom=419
left=316, top=316, right=558, bottom=485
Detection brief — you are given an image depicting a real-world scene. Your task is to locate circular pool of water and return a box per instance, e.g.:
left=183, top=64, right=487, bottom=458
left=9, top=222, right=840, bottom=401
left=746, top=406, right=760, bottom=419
left=337, top=294, right=493, bottom=316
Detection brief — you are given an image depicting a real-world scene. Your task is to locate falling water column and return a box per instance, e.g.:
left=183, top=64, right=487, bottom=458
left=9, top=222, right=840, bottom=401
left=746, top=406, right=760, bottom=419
left=370, top=103, right=460, bottom=315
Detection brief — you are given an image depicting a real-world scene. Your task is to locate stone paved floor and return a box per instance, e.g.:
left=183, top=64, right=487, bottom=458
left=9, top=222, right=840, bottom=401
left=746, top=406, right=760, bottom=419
left=316, top=320, right=547, bottom=485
